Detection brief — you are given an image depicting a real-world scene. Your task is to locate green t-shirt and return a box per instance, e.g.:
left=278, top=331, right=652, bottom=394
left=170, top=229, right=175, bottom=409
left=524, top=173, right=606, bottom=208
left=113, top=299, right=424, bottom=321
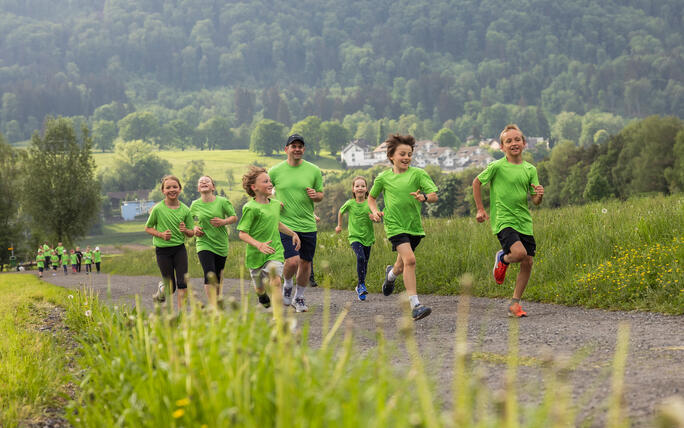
left=269, top=160, right=323, bottom=232
left=145, top=201, right=194, bottom=247
left=36, top=254, right=45, bottom=268
left=61, top=254, right=69, bottom=266
left=190, top=196, right=236, bottom=257
left=237, top=199, right=284, bottom=269
left=476, top=158, right=540, bottom=235
left=51, top=254, right=59, bottom=266
left=55, top=246, right=64, bottom=256
left=84, top=251, right=92, bottom=264
left=42, top=244, right=50, bottom=253
left=339, top=199, right=375, bottom=247
left=369, top=167, right=438, bottom=238
left=93, top=250, right=101, bottom=263
left=70, top=253, right=77, bottom=264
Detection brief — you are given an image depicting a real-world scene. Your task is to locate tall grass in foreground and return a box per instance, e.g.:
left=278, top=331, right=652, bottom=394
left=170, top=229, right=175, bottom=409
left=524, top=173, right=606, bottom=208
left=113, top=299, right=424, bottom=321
left=64, top=278, right=637, bottom=427
left=104, top=194, right=684, bottom=313
left=0, top=275, right=74, bottom=427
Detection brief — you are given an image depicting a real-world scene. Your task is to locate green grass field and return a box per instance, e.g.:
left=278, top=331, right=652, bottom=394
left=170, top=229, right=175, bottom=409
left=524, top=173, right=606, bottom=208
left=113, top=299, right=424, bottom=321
left=77, top=220, right=150, bottom=248
left=92, top=148, right=343, bottom=200
left=102, top=194, right=684, bottom=314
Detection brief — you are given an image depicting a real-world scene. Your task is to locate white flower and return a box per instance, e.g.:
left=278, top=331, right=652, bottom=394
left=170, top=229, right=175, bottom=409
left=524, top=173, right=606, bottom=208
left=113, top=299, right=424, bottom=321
left=601, top=208, right=608, bottom=214
left=68, top=295, right=74, bottom=299
left=85, top=310, right=92, bottom=317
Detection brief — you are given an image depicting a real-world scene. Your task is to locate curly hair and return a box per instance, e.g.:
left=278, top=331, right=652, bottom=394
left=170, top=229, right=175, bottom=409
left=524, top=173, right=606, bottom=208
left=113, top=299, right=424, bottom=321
left=242, top=166, right=267, bottom=197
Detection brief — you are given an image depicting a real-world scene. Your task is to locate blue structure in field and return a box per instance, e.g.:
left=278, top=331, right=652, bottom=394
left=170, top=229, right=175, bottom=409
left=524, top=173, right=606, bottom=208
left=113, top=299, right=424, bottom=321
left=121, top=200, right=156, bottom=221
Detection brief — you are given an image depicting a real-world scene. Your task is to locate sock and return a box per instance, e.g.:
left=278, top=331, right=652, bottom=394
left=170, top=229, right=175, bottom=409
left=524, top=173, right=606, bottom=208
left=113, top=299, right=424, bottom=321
left=388, top=269, right=397, bottom=281
left=510, top=298, right=520, bottom=306
left=294, top=285, right=304, bottom=299
left=284, top=277, right=293, bottom=289
left=409, top=295, right=420, bottom=308
left=500, top=252, right=509, bottom=265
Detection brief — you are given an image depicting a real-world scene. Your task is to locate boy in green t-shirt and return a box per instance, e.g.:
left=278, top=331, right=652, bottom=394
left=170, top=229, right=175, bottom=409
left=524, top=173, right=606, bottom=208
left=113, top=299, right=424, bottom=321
left=237, top=166, right=300, bottom=309
left=61, top=249, right=69, bottom=275
left=335, top=176, right=375, bottom=301
left=83, top=246, right=93, bottom=274
left=93, top=247, right=102, bottom=273
left=473, top=124, right=544, bottom=318
left=36, top=249, right=45, bottom=278
left=70, top=249, right=78, bottom=273
left=50, top=250, right=59, bottom=275
left=368, top=134, right=438, bottom=321
left=55, top=242, right=64, bottom=264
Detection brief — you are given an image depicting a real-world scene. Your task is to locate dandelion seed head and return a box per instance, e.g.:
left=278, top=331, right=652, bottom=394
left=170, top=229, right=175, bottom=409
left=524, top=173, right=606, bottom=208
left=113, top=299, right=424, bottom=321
left=85, top=310, right=92, bottom=317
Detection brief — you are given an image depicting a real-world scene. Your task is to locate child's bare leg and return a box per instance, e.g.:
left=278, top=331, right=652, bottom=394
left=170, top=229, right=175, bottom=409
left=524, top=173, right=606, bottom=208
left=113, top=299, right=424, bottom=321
left=513, top=255, right=534, bottom=299
left=395, top=243, right=417, bottom=295
left=503, top=241, right=527, bottom=264
left=177, top=288, right=187, bottom=309
left=392, top=253, right=404, bottom=275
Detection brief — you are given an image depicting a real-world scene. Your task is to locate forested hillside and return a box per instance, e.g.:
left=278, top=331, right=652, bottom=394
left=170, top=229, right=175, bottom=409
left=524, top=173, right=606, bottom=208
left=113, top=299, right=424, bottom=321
left=0, top=0, right=682, bottom=143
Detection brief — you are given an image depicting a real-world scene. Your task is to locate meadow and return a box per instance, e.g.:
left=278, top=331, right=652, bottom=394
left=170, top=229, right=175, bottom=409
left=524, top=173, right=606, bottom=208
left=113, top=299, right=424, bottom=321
left=102, top=194, right=684, bottom=314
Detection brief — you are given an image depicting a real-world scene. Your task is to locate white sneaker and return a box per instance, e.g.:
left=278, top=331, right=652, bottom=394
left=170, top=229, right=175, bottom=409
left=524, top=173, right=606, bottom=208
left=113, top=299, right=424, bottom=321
left=292, top=297, right=308, bottom=313
left=152, top=281, right=166, bottom=303
left=282, top=286, right=293, bottom=306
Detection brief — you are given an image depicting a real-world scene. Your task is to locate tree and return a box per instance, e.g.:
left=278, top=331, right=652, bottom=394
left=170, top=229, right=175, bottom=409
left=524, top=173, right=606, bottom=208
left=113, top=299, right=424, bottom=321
left=165, top=119, right=195, bottom=150
left=250, top=119, right=285, bottom=156
left=22, top=117, right=100, bottom=243
left=0, top=135, right=25, bottom=266
left=101, top=140, right=172, bottom=192
left=92, top=120, right=117, bottom=152
left=180, top=160, right=205, bottom=204
left=289, top=116, right=322, bottom=158
left=579, top=111, right=624, bottom=146
left=551, top=112, right=582, bottom=144
left=433, top=128, right=460, bottom=148
left=320, top=121, right=350, bottom=156
left=118, top=111, right=161, bottom=143
left=197, top=116, right=234, bottom=150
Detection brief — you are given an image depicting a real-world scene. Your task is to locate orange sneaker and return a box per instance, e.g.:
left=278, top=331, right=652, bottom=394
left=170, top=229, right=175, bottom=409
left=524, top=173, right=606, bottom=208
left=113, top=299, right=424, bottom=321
left=493, top=250, right=508, bottom=284
left=508, top=302, right=527, bottom=318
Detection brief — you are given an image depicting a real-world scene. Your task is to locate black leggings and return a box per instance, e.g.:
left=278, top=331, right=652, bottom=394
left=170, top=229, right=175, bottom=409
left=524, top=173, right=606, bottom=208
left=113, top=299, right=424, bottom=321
left=197, top=250, right=227, bottom=284
left=350, top=242, right=372, bottom=286
left=155, top=244, right=189, bottom=292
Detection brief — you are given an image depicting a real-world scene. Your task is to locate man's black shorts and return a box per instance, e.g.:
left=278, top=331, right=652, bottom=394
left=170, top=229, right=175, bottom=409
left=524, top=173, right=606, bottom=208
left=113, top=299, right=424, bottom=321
left=496, top=227, right=536, bottom=257
left=388, top=233, right=423, bottom=252
left=281, top=231, right=317, bottom=261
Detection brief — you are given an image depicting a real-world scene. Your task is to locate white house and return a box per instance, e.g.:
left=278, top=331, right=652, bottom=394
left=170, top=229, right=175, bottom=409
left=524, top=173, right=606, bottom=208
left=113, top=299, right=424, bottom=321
left=340, top=139, right=383, bottom=167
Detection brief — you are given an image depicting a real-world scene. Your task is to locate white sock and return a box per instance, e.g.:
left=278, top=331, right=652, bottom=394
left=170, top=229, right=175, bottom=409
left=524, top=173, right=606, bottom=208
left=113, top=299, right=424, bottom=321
left=284, top=277, right=293, bottom=289
left=294, top=285, right=304, bottom=299
left=388, top=268, right=397, bottom=281
left=409, top=295, right=420, bottom=308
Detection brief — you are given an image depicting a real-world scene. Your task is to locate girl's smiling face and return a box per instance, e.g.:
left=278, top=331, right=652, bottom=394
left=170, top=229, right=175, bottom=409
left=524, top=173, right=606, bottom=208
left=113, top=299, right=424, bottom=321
left=197, top=176, right=215, bottom=194
left=162, top=178, right=182, bottom=200
left=389, top=144, right=413, bottom=172
left=353, top=178, right=368, bottom=199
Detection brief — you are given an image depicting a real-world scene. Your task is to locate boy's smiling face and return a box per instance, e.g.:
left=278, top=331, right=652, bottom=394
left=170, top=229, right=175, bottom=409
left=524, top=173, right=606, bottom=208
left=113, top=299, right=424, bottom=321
left=389, top=144, right=413, bottom=172
left=500, top=129, right=526, bottom=158
left=251, top=172, right=273, bottom=196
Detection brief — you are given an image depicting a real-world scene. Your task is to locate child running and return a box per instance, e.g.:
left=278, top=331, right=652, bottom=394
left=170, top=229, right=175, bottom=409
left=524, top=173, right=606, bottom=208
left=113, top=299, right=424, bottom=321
left=61, top=249, right=69, bottom=275
left=237, top=166, right=301, bottom=308
left=190, top=176, right=237, bottom=305
left=93, top=247, right=101, bottom=273
left=473, top=124, right=544, bottom=317
left=36, top=249, right=45, bottom=278
left=84, top=246, right=93, bottom=274
left=368, top=134, right=438, bottom=321
left=335, top=176, right=375, bottom=301
left=50, top=250, right=58, bottom=275
left=145, top=175, right=195, bottom=309
left=70, top=249, right=78, bottom=273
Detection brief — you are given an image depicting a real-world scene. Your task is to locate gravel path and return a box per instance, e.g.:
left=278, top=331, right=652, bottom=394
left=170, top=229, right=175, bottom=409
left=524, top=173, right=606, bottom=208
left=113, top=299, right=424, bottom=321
left=39, top=272, right=684, bottom=427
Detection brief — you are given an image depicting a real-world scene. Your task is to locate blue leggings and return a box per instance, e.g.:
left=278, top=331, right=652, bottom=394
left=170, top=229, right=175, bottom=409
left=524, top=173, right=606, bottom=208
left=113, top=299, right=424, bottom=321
left=351, top=242, right=372, bottom=286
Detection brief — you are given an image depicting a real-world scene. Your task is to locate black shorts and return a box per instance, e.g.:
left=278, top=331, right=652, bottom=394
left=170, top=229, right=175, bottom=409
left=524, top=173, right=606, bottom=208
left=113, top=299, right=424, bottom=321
left=197, top=250, right=227, bottom=284
left=388, top=233, right=423, bottom=252
left=155, top=244, right=189, bottom=290
left=281, top=231, right=317, bottom=261
left=496, top=227, right=536, bottom=257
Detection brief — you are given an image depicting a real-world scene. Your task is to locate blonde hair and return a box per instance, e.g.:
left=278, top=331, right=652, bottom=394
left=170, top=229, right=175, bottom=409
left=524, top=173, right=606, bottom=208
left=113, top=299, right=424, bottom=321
left=242, top=166, right=267, bottom=197
left=160, top=175, right=182, bottom=191
left=499, top=124, right=526, bottom=145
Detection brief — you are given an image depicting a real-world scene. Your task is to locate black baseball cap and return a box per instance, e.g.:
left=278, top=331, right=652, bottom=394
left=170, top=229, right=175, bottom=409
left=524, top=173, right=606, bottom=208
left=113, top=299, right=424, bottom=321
left=286, top=134, right=305, bottom=146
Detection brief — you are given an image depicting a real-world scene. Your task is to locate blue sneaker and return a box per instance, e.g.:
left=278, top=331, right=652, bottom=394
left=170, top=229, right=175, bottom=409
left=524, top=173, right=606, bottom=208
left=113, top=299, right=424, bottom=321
left=412, top=304, right=432, bottom=321
left=355, top=283, right=368, bottom=301
left=382, top=265, right=395, bottom=296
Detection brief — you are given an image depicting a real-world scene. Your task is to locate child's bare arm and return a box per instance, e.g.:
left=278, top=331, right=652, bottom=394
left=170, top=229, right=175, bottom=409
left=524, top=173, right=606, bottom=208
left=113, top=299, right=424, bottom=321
left=335, top=210, right=344, bottom=233
left=531, top=184, right=544, bottom=205
left=239, top=231, right=275, bottom=254
left=368, top=195, right=383, bottom=222
left=145, top=226, right=171, bottom=241
left=278, top=222, right=301, bottom=251
left=472, top=178, right=489, bottom=223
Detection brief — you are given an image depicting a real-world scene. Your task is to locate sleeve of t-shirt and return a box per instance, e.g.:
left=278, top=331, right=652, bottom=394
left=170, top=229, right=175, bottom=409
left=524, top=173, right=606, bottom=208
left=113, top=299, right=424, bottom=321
left=236, top=206, right=254, bottom=233
left=369, top=174, right=384, bottom=199
left=145, top=205, right=158, bottom=228
left=477, top=161, right=499, bottom=186
left=223, top=199, right=237, bottom=217
left=339, top=199, right=351, bottom=214
left=419, top=169, right=439, bottom=193
left=313, top=167, right=323, bottom=193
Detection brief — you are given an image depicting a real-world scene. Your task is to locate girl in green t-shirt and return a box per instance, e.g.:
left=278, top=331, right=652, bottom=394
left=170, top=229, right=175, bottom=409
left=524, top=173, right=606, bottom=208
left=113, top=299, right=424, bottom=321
left=368, top=134, right=438, bottom=321
left=145, top=175, right=195, bottom=309
left=335, top=176, right=375, bottom=302
left=70, top=249, right=78, bottom=273
left=190, top=176, right=237, bottom=306
left=36, top=250, right=45, bottom=278
left=61, top=250, right=69, bottom=275
left=84, top=246, right=93, bottom=274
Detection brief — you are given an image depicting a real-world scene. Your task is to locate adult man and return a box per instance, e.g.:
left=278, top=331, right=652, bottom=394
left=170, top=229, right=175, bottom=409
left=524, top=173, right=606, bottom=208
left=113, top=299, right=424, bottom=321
left=268, top=134, right=324, bottom=312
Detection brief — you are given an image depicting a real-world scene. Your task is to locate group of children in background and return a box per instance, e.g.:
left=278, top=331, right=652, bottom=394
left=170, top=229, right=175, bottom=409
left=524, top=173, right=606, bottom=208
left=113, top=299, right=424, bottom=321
left=142, top=123, right=543, bottom=320
left=35, top=243, right=101, bottom=278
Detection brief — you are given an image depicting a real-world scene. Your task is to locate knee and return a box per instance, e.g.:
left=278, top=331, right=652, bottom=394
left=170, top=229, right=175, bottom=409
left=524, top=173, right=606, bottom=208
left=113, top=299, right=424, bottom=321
left=403, top=255, right=416, bottom=268
left=284, top=257, right=298, bottom=270
left=521, top=256, right=534, bottom=270
left=507, top=248, right=527, bottom=263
